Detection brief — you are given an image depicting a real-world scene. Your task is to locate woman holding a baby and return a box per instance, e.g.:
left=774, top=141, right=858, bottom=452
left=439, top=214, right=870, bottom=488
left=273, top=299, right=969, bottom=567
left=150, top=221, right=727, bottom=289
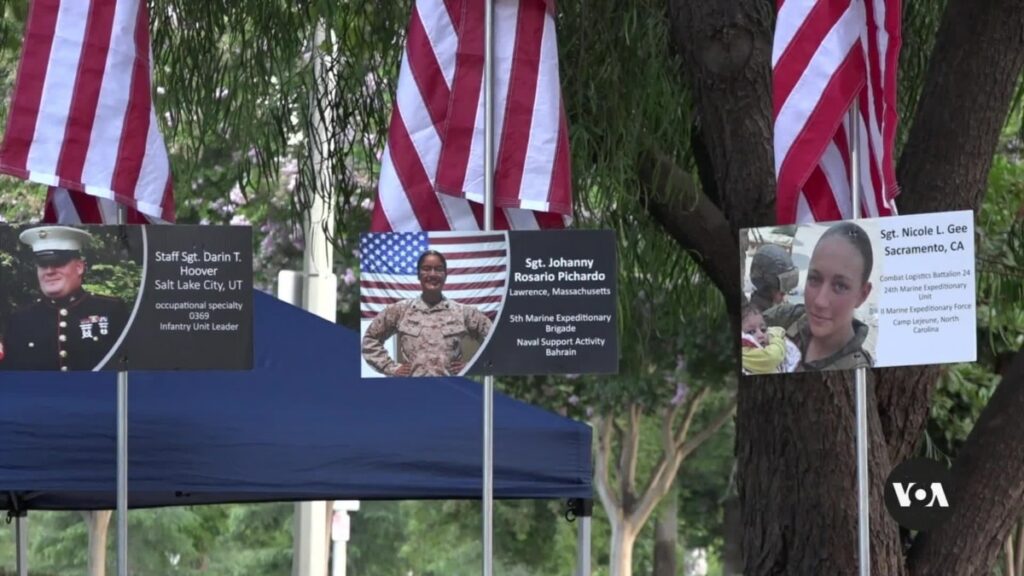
left=743, top=221, right=875, bottom=374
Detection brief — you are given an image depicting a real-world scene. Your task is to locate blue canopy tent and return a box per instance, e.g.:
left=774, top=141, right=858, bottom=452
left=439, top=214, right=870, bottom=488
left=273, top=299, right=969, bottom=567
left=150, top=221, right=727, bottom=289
left=0, top=290, right=592, bottom=512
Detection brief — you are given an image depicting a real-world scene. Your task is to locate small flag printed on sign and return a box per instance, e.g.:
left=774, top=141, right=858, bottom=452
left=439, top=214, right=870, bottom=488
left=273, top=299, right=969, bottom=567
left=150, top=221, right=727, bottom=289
left=360, top=232, right=509, bottom=320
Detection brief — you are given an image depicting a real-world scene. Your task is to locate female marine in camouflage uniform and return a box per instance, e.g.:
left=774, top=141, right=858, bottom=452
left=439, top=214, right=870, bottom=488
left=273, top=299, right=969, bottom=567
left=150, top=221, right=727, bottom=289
left=362, top=250, right=492, bottom=377
left=762, top=222, right=875, bottom=371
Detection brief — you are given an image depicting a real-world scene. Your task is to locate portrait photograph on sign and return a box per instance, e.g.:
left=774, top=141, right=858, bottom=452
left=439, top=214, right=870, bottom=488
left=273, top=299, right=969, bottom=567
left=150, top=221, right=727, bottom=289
left=359, top=231, right=506, bottom=378
left=740, top=210, right=976, bottom=375
left=0, top=225, right=142, bottom=372
left=0, top=224, right=254, bottom=372
left=359, top=229, right=619, bottom=378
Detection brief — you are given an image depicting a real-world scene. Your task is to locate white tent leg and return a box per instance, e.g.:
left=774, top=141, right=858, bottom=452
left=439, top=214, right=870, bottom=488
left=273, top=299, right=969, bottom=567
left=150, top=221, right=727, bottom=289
left=572, top=499, right=592, bottom=576
left=16, top=515, right=28, bottom=576
left=576, top=515, right=591, bottom=576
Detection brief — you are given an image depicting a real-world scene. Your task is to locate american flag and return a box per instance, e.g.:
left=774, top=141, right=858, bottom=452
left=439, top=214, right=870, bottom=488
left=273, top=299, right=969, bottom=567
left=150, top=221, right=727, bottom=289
left=772, top=0, right=901, bottom=224
left=369, top=0, right=572, bottom=233
left=0, top=0, right=174, bottom=224
left=360, top=231, right=508, bottom=320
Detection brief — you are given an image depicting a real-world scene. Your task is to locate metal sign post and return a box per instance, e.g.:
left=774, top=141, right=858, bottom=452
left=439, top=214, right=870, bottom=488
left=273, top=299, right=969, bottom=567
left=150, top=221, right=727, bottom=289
left=483, top=0, right=495, bottom=574
left=117, top=206, right=129, bottom=576
left=849, top=103, right=870, bottom=576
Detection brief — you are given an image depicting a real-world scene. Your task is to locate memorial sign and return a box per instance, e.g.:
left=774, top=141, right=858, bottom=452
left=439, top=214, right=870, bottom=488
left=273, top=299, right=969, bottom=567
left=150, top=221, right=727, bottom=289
left=0, top=224, right=253, bottom=371
left=739, top=210, right=976, bottom=375
left=359, top=229, right=618, bottom=377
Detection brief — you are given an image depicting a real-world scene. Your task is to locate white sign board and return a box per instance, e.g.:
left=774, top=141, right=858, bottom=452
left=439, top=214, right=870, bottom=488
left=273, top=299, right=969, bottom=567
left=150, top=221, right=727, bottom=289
left=740, top=210, right=976, bottom=374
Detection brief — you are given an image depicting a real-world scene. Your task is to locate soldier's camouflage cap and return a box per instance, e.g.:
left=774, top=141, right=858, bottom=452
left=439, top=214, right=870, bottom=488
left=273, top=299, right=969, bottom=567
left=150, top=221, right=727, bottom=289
left=18, top=226, right=92, bottom=267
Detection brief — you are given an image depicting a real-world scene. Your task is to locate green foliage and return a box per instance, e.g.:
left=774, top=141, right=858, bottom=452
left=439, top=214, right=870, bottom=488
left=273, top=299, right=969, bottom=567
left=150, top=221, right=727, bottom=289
left=202, top=504, right=293, bottom=576
left=393, top=500, right=572, bottom=575
left=0, top=0, right=42, bottom=224
left=924, top=126, right=1024, bottom=463
left=0, top=506, right=294, bottom=576
left=0, top=181, right=44, bottom=225
left=677, top=419, right=734, bottom=551
left=149, top=0, right=405, bottom=244
left=346, top=502, right=410, bottom=576
left=83, top=262, right=142, bottom=302
left=897, top=0, right=949, bottom=156
left=976, top=152, right=1024, bottom=353
left=558, top=0, right=728, bottom=386
left=151, top=0, right=314, bottom=217
left=117, top=508, right=206, bottom=575
left=29, top=512, right=89, bottom=575
left=927, top=363, right=1000, bottom=462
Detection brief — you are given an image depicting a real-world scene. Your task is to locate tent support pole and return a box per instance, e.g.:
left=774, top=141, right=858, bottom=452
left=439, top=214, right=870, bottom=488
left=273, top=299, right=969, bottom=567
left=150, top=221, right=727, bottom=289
left=16, top=514, right=27, bottom=576
left=571, top=499, right=592, bottom=576
left=483, top=0, right=495, bottom=575
left=577, top=516, right=591, bottom=576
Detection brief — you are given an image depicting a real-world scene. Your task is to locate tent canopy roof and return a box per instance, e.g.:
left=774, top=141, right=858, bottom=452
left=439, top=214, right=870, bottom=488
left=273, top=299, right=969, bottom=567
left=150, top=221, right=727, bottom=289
left=0, top=291, right=592, bottom=511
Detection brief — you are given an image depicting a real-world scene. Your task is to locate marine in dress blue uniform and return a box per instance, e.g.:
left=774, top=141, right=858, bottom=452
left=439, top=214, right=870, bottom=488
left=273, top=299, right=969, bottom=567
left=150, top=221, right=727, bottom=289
left=0, top=226, right=129, bottom=371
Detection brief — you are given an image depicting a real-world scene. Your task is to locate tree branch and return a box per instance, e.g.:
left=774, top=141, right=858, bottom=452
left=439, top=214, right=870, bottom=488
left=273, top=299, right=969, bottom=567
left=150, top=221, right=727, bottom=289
left=632, top=392, right=738, bottom=530
left=908, top=347, right=1024, bottom=575
left=662, top=400, right=684, bottom=456
left=619, top=403, right=642, bottom=507
left=593, top=416, right=621, bottom=514
left=673, top=387, right=710, bottom=448
left=636, top=148, right=741, bottom=313
left=680, top=395, right=737, bottom=460
left=630, top=451, right=680, bottom=531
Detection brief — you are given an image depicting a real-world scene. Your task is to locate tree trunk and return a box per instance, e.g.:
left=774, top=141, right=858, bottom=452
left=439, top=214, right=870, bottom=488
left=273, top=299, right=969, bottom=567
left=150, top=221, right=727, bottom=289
left=1018, top=521, right=1024, bottom=576
left=737, top=372, right=906, bottom=575
left=907, top=348, right=1024, bottom=576
left=609, top=519, right=638, bottom=576
left=82, top=510, right=112, bottom=576
left=653, top=488, right=678, bottom=576
left=896, top=0, right=1024, bottom=218
left=655, top=0, right=1024, bottom=572
left=720, top=494, right=743, bottom=576
left=667, top=0, right=776, bottom=233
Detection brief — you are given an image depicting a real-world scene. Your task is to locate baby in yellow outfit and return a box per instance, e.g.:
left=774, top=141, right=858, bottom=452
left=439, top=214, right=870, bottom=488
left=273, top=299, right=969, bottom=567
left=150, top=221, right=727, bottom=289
left=741, top=304, right=801, bottom=374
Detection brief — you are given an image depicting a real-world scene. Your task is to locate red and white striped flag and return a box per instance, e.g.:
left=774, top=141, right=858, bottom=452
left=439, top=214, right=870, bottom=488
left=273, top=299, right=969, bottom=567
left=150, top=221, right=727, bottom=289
left=772, top=0, right=901, bottom=224
left=370, top=0, right=572, bottom=233
left=0, top=0, right=174, bottom=224
left=359, top=231, right=507, bottom=320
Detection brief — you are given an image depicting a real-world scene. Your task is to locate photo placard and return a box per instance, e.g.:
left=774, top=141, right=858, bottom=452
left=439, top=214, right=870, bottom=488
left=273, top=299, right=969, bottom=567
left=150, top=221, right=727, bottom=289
left=0, top=224, right=253, bottom=371
left=739, top=210, right=976, bottom=375
left=358, top=229, right=618, bottom=377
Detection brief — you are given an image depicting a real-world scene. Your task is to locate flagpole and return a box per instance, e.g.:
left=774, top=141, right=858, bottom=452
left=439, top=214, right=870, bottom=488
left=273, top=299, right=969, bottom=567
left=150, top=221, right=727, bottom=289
left=848, top=102, right=870, bottom=576
left=117, top=205, right=129, bottom=576
left=483, top=0, right=495, bottom=573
